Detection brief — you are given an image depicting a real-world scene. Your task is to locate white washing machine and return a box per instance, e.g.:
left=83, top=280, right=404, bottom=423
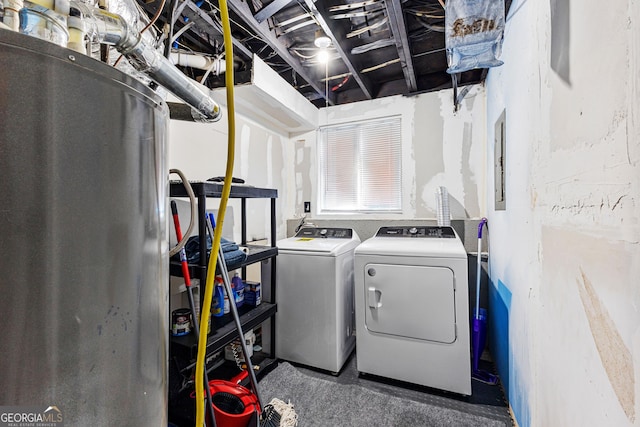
left=354, top=226, right=471, bottom=395
left=276, top=227, right=360, bottom=373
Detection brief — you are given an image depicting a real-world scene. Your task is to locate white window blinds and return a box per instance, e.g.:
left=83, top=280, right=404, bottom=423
left=318, top=116, right=402, bottom=213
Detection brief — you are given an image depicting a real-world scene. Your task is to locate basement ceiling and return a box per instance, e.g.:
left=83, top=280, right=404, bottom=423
left=139, top=0, right=511, bottom=108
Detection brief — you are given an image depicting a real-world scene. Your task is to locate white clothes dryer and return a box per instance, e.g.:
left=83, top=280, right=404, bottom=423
left=354, top=226, right=471, bottom=395
left=276, top=227, right=360, bottom=373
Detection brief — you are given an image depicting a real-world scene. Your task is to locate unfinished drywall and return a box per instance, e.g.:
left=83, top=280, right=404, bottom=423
left=291, top=90, right=486, bottom=221
left=290, top=138, right=314, bottom=218
left=168, top=111, right=293, bottom=244
left=485, top=0, right=640, bottom=426
left=436, top=91, right=486, bottom=219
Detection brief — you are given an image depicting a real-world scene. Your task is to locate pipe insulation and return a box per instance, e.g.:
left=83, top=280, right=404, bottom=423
left=71, top=1, right=221, bottom=122
left=169, top=51, right=228, bottom=76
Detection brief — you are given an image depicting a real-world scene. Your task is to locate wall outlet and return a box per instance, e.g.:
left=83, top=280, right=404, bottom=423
left=304, top=201, right=311, bottom=213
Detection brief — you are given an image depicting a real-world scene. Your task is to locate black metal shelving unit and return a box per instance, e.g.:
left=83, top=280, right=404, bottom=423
left=170, top=303, right=277, bottom=369
left=168, top=245, right=277, bottom=279
left=168, top=181, right=279, bottom=417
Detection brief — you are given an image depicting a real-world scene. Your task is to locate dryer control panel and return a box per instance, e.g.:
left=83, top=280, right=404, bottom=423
left=295, top=227, right=353, bottom=239
left=376, top=226, right=456, bottom=238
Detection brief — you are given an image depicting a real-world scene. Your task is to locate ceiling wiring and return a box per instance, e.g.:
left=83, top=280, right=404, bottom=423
left=171, top=21, right=195, bottom=42
left=351, top=38, right=396, bottom=54
left=330, top=3, right=385, bottom=20
left=361, top=57, right=400, bottom=73
left=331, top=75, right=350, bottom=91
left=204, top=0, right=269, bottom=44
left=274, top=13, right=311, bottom=28
left=413, top=46, right=446, bottom=58
left=347, top=15, right=387, bottom=38
left=132, top=0, right=509, bottom=106
left=415, top=19, right=445, bottom=32
left=328, top=0, right=380, bottom=12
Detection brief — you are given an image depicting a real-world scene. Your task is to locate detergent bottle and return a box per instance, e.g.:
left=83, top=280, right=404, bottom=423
left=232, top=272, right=245, bottom=308
left=212, top=276, right=224, bottom=318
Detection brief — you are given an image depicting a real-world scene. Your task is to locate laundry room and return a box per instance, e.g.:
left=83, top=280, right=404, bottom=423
left=1, top=0, right=639, bottom=426
left=165, top=73, right=508, bottom=427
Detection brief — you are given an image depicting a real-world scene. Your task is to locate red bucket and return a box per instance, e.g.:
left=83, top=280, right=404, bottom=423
left=192, top=379, right=260, bottom=427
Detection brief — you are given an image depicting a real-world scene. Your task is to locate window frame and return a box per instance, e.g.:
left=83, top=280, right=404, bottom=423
left=317, top=115, right=403, bottom=215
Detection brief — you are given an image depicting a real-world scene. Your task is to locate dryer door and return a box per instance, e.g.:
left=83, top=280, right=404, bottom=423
left=363, top=263, right=457, bottom=343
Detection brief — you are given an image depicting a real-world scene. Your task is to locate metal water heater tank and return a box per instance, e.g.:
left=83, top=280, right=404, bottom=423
left=0, top=31, right=169, bottom=425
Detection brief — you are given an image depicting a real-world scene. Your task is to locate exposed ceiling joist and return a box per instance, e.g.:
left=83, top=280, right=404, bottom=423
left=302, top=0, right=374, bottom=100
left=226, top=0, right=334, bottom=104
left=274, top=13, right=310, bottom=27
left=331, top=6, right=383, bottom=20
left=181, top=0, right=253, bottom=58
left=139, top=0, right=228, bottom=56
left=138, top=0, right=513, bottom=108
left=254, top=0, right=292, bottom=23
left=280, top=19, right=316, bottom=34
left=385, top=0, right=417, bottom=92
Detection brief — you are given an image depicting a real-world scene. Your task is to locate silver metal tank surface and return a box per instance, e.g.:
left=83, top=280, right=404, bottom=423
left=0, top=30, right=169, bottom=425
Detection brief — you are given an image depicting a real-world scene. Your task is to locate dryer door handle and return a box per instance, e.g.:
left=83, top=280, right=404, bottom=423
left=368, top=287, right=382, bottom=309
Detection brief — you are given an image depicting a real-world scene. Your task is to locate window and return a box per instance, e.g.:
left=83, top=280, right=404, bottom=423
left=318, top=116, right=402, bottom=213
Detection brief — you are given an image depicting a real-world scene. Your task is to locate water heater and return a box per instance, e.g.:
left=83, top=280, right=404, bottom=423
left=0, top=30, right=169, bottom=425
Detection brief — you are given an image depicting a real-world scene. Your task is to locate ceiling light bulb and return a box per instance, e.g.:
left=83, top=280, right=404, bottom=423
left=314, top=30, right=331, bottom=49
left=317, top=49, right=330, bottom=64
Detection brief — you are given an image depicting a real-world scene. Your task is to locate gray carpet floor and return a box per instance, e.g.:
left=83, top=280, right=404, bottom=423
left=258, top=360, right=511, bottom=427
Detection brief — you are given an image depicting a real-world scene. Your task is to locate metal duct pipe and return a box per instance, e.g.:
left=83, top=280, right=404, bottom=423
left=127, top=44, right=221, bottom=122
left=71, top=1, right=221, bottom=122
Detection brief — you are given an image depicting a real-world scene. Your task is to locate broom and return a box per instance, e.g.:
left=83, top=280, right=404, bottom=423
left=170, top=201, right=219, bottom=427
left=471, top=218, right=498, bottom=385
left=205, top=214, right=297, bottom=427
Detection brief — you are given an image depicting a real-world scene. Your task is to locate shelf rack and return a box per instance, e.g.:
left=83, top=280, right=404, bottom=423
left=168, top=180, right=278, bottom=376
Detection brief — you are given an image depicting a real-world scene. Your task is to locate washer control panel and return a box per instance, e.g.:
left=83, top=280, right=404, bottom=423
left=295, top=227, right=353, bottom=238
left=376, top=226, right=456, bottom=238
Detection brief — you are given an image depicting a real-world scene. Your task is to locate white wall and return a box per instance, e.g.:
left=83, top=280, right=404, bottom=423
left=168, top=111, right=294, bottom=244
left=485, top=1, right=640, bottom=426
left=291, top=89, right=487, bottom=221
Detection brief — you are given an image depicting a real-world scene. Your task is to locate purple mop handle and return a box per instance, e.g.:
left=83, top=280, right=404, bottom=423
left=478, top=217, right=487, bottom=238
left=475, top=218, right=488, bottom=320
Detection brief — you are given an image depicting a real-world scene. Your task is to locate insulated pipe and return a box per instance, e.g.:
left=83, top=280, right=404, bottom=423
left=170, top=52, right=225, bottom=73
left=71, top=1, right=221, bottom=122
left=170, top=52, right=243, bottom=76
left=127, top=44, right=221, bottom=121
